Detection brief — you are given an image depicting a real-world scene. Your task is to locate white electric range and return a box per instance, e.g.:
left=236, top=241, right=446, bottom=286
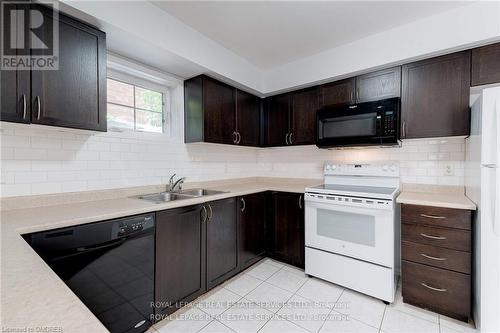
left=304, top=162, right=400, bottom=303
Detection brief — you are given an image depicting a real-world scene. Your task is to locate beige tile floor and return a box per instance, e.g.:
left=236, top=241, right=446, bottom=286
left=150, top=258, right=477, bottom=333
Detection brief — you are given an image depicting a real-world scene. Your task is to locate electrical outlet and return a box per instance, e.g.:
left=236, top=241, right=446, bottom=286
left=444, top=164, right=454, bottom=176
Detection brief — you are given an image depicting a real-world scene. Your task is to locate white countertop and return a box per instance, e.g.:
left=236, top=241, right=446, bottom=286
left=396, top=190, right=476, bottom=210
left=0, top=178, right=320, bottom=333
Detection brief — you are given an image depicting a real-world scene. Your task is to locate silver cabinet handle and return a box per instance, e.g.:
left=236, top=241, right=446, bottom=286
left=289, top=132, right=293, bottom=145
left=233, top=131, right=238, bottom=144
left=420, top=283, right=447, bottom=292
left=236, top=132, right=241, bottom=144
left=35, top=96, right=41, bottom=120
left=350, top=91, right=354, bottom=103
left=207, top=204, right=213, bottom=221
left=285, top=133, right=290, bottom=145
left=420, top=233, right=446, bottom=240
left=402, top=121, right=407, bottom=139
left=22, top=94, right=27, bottom=119
left=420, top=214, right=446, bottom=219
left=356, top=89, right=360, bottom=101
left=421, top=253, right=446, bottom=261
left=298, top=195, right=302, bottom=209
left=202, top=205, right=208, bottom=223
left=240, top=198, right=246, bottom=212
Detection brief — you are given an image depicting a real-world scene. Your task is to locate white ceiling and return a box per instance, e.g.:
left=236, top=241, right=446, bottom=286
left=152, top=1, right=471, bottom=69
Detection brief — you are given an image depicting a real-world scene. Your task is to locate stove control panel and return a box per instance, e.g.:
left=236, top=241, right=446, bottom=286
left=323, top=162, right=399, bottom=177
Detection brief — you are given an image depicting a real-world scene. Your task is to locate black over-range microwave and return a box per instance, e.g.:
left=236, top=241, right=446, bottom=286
left=316, top=97, right=400, bottom=148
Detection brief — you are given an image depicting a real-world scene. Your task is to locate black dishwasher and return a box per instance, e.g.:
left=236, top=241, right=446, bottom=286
left=24, top=213, right=155, bottom=333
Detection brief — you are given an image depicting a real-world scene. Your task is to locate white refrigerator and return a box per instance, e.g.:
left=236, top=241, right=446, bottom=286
left=466, top=86, right=500, bottom=332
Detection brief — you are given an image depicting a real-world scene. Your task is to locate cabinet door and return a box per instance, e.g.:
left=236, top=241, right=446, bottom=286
left=184, top=76, right=204, bottom=143
left=155, top=205, right=206, bottom=315
left=1, top=68, right=30, bottom=124
left=319, top=78, right=356, bottom=108
left=30, top=5, right=106, bottom=131
left=356, top=67, right=401, bottom=103
left=269, top=192, right=305, bottom=268
left=206, top=198, right=238, bottom=289
left=263, top=93, right=290, bottom=146
left=401, top=51, right=471, bottom=139
left=471, top=43, right=500, bottom=86
left=236, top=89, right=261, bottom=146
left=290, top=87, right=319, bottom=145
left=239, top=193, right=267, bottom=270
left=203, top=78, right=236, bottom=144
left=0, top=3, right=30, bottom=124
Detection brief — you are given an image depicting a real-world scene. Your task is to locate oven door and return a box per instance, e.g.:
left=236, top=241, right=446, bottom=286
left=305, top=197, right=394, bottom=267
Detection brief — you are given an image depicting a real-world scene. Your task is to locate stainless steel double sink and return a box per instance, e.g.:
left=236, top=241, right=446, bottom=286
left=134, top=188, right=227, bottom=204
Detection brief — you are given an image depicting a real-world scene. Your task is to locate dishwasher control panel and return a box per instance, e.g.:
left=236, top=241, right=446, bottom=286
left=113, top=213, right=155, bottom=237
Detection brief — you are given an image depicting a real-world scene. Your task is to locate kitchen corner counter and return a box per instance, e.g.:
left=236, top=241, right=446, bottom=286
left=0, top=177, right=320, bottom=333
left=396, top=184, right=476, bottom=210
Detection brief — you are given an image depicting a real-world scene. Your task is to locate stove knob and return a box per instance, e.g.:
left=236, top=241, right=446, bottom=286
left=390, top=165, right=397, bottom=172
left=382, top=165, right=389, bottom=172
left=326, top=165, right=332, bottom=171
left=331, top=165, right=337, bottom=170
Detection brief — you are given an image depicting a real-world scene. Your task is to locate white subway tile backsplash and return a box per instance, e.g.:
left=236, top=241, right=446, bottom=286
left=14, top=148, right=47, bottom=160
left=31, top=182, right=62, bottom=195
left=31, top=137, right=62, bottom=149
left=0, top=123, right=467, bottom=197
left=1, top=135, right=30, bottom=148
left=1, top=184, right=31, bottom=197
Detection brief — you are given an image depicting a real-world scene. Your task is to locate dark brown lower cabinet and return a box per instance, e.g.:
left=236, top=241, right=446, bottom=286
left=206, top=198, right=238, bottom=289
left=155, top=205, right=206, bottom=316
left=239, top=193, right=267, bottom=270
left=155, top=191, right=305, bottom=318
left=401, top=204, right=472, bottom=322
left=268, top=192, right=305, bottom=268
left=155, top=198, right=238, bottom=316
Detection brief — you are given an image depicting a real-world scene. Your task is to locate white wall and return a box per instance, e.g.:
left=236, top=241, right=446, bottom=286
left=62, top=1, right=500, bottom=95
left=263, top=1, right=500, bottom=93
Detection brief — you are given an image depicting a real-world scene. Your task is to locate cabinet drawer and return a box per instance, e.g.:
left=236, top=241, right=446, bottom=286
left=402, top=241, right=470, bottom=274
left=402, top=260, right=470, bottom=321
left=402, top=204, right=471, bottom=230
left=402, top=224, right=471, bottom=252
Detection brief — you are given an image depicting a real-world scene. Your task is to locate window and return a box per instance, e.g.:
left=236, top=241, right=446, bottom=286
left=106, top=78, right=165, bottom=133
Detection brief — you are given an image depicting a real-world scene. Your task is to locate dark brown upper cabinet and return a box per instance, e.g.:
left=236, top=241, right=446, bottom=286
left=236, top=89, right=261, bottom=146
left=319, top=67, right=401, bottom=108
left=356, top=67, right=401, bottom=103
left=239, top=192, right=267, bottom=270
left=471, top=42, right=500, bottom=86
left=290, top=87, right=320, bottom=145
left=401, top=51, right=471, bottom=139
left=1, top=60, right=30, bottom=124
left=319, top=78, right=356, bottom=108
left=0, top=3, right=30, bottom=124
left=203, top=77, right=236, bottom=144
left=263, top=87, right=319, bottom=147
left=0, top=4, right=106, bottom=131
left=206, top=197, right=238, bottom=289
left=267, top=191, right=305, bottom=268
left=1, top=5, right=106, bottom=131
left=184, top=75, right=261, bottom=146
left=263, top=93, right=290, bottom=146
left=155, top=205, right=207, bottom=316
left=30, top=5, right=106, bottom=131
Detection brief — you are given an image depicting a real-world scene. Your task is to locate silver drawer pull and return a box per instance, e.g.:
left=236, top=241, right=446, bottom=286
left=420, top=233, right=446, bottom=240
left=420, top=213, right=446, bottom=219
left=421, top=283, right=447, bottom=292
left=421, top=253, right=446, bottom=261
